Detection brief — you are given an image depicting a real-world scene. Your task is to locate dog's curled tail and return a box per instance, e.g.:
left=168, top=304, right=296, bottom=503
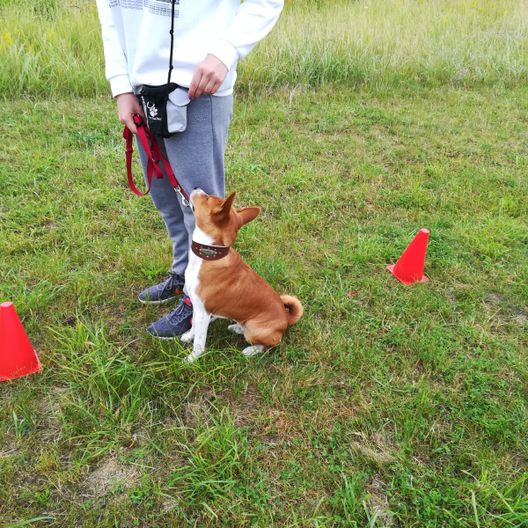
left=281, top=295, right=303, bottom=326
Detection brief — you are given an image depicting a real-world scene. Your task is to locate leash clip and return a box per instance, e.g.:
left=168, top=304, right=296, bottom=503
left=177, top=187, right=190, bottom=207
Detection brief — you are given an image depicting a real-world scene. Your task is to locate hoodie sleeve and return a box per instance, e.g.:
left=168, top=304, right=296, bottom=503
left=208, top=0, right=284, bottom=71
left=95, top=0, right=133, bottom=97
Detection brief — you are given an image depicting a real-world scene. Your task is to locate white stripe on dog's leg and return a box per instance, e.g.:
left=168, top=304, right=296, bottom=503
left=228, top=323, right=244, bottom=335
left=242, top=345, right=265, bottom=357
left=185, top=310, right=210, bottom=363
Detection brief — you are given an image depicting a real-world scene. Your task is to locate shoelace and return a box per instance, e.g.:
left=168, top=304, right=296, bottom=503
left=167, top=296, right=193, bottom=324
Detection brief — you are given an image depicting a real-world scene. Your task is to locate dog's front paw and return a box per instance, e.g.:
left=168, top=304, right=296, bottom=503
left=183, top=353, right=198, bottom=363
left=180, top=330, right=194, bottom=343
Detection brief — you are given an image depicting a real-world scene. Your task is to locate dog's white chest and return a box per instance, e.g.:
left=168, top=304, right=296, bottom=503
left=185, top=226, right=213, bottom=308
left=185, top=252, right=202, bottom=302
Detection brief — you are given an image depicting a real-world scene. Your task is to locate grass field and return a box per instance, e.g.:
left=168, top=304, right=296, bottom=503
left=0, top=0, right=527, bottom=96
left=1, top=1, right=528, bottom=527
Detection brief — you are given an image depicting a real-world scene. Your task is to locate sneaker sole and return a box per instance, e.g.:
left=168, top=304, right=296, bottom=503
left=138, top=295, right=179, bottom=305
left=146, top=330, right=187, bottom=340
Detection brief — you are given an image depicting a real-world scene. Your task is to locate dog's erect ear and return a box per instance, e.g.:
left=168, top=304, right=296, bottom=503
left=237, top=207, right=260, bottom=227
left=213, top=191, right=236, bottom=221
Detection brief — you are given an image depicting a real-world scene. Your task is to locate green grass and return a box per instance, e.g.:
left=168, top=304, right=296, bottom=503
left=1, top=85, right=527, bottom=526
left=0, top=0, right=527, bottom=97
left=1, top=0, right=528, bottom=526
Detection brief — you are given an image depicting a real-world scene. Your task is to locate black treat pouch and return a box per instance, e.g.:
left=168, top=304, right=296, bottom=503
left=139, top=82, right=178, bottom=138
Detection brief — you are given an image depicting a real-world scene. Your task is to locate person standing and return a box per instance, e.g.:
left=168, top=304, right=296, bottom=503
left=96, top=0, right=284, bottom=338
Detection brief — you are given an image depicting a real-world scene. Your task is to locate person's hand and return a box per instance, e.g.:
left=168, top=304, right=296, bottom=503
left=188, top=54, right=228, bottom=100
left=116, top=92, right=145, bottom=134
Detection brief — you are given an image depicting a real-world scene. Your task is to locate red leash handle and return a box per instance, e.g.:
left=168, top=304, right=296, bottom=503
left=123, top=115, right=154, bottom=196
left=123, top=114, right=190, bottom=205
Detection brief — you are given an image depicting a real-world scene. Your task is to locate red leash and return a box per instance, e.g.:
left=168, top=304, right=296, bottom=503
left=122, top=114, right=190, bottom=205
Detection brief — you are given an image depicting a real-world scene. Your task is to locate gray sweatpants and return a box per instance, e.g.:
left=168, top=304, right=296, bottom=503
left=138, top=94, right=233, bottom=275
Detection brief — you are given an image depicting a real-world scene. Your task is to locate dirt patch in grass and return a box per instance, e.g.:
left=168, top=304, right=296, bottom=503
left=350, top=432, right=396, bottom=467
left=0, top=444, right=18, bottom=459
left=263, top=408, right=298, bottom=442
left=84, top=456, right=139, bottom=498
left=35, top=386, right=67, bottom=441
left=228, top=386, right=262, bottom=429
left=181, top=388, right=218, bottom=428
left=365, top=475, right=395, bottom=527
left=311, top=396, right=358, bottom=427
left=483, top=293, right=528, bottom=327
left=512, top=312, right=527, bottom=326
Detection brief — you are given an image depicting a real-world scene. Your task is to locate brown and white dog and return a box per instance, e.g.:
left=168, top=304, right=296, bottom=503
left=181, top=189, right=303, bottom=362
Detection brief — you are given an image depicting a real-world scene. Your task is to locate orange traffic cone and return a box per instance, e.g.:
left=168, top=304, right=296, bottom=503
left=387, top=228, right=430, bottom=285
left=0, top=302, right=41, bottom=382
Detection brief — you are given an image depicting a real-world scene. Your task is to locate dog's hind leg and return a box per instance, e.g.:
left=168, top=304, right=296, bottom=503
left=228, top=323, right=245, bottom=335
left=242, top=344, right=266, bottom=356
left=241, top=324, right=283, bottom=357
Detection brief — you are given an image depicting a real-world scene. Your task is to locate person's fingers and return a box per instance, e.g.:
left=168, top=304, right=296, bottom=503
left=194, top=74, right=209, bottom=99
left=210, top=79, right=222, bottom=95
left=116, top=93, right=143, bottom=133
left=126, top=120, right=138, bottom=134
left=134, top=101, right=146, bottom=121
left=132, top=109, right=145, bottom=126
left=190, top=55, right=228, bottom=99
left=203, top=77, right=218, bottom=95
left=189, top=70, right=203, bottom=99
left=125, top=96, right=144, bottom=122
left=122, top=114, right=137, bottom=134
left=198, top=70, right=219, bottom=97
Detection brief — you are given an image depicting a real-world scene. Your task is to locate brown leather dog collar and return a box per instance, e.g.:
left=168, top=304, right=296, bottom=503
left=191, top=240, right=230, bottom=260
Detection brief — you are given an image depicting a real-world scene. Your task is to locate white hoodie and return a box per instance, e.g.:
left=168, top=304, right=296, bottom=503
left=96, top=0, right=284, bottom=97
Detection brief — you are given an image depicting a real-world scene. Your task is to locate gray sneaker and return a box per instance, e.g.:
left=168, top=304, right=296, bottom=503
left=138, top=273, right=185, bottom=304
left=147, top=296, right=193, bottom=339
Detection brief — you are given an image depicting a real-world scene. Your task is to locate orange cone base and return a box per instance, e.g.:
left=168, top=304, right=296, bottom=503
left=0, top=356, right=41, bottom=382
left=386, top=264, right=428, bottom=285
left=0, top=302, right=42, bottom=382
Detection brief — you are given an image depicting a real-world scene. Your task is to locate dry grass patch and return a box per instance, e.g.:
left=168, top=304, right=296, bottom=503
left=83, top=455, right=139, bottom=499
